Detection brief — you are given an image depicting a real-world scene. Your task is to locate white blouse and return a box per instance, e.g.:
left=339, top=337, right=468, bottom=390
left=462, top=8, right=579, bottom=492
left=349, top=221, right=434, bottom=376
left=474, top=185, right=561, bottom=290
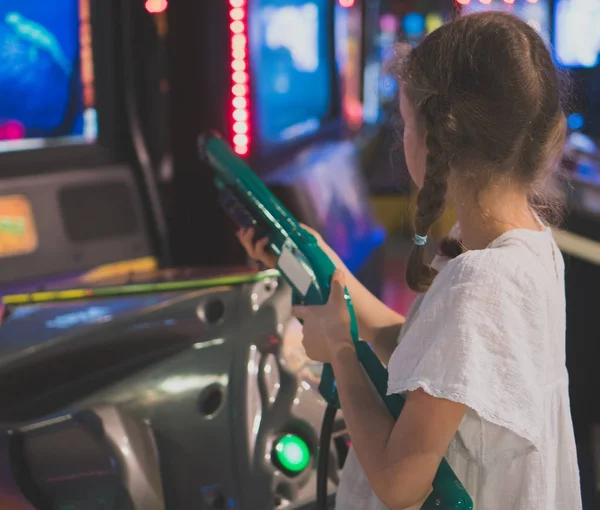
left=335, top=226, right=582, bottom=510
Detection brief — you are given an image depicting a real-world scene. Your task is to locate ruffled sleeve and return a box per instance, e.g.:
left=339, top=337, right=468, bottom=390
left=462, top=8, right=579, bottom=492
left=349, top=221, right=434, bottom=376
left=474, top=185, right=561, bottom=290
left=387, top=249, right=547, bottom=458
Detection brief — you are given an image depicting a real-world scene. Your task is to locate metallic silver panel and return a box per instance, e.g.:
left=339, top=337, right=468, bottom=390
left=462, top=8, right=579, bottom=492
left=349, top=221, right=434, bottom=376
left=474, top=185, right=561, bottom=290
left=93, top=406, right=165, bottom=510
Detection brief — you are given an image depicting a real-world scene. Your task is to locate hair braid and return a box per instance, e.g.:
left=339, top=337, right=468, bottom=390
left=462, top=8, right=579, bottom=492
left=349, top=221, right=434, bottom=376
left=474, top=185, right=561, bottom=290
left=406, top=96, right=452, bottom=292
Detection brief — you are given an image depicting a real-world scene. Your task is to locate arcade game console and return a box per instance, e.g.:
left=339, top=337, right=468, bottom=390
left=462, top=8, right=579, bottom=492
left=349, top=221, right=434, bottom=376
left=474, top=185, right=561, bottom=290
left=555, top=131, right=600, bottom=506
left=0, top=0, right=176, bottom=294
left=0, top=2, right=352, bottom=508
left=0, top=269, right=349, bottom=510
left=551, top=5, right=600, bottom=504
left=355, top=0, right=456, bottom=236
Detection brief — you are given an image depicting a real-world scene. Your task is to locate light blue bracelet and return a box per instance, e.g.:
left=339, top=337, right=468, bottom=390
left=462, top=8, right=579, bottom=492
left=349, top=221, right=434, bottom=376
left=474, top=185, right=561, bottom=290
left=414, top=234, right=428, bottom=246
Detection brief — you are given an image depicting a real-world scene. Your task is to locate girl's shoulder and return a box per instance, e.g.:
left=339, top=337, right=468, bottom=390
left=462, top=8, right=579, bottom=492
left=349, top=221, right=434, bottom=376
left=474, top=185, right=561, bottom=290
left=433, top=226, right=559, bottom=296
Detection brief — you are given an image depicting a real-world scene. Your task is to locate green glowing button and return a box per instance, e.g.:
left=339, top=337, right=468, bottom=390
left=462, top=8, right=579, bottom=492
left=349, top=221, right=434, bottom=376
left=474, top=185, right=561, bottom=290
left=273, top=434, right=311, bottom=474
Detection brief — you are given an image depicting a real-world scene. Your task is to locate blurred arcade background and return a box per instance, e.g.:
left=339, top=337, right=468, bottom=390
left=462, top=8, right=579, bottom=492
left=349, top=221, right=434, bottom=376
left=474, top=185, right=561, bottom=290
left=0, top=0, right=598, bottom=508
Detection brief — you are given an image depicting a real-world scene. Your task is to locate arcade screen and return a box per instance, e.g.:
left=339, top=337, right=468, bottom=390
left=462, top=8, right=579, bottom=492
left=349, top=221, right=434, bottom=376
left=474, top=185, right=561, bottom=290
left=0, top=294, right=175, bottom=354
left=555, top=0, right=600, bottom=68
left=0, top=194, right=38, bottom=259
left=250, top=0, right=334, bottom=147
left=362, top=3, right=451, bottom=125
left=461, top=0, right=550, bottom=43
left=0, top=0, right=97, bottom=153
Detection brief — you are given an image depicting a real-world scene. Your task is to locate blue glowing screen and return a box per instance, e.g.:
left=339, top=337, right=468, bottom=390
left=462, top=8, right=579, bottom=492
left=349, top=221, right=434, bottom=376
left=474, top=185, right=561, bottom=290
left=555, top=0, right=600, bottom=68
left=0, top=0, right=96, bottom=153
left=250, top=0, right=334, bottom=147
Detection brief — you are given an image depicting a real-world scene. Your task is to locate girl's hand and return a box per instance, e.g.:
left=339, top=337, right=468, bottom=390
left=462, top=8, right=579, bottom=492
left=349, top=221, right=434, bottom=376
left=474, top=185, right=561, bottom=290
left=236, top=227, right=278, bottom=268
left=293, top=270, right=354, bottom=363
left=236, top=224, right=327, bottom=270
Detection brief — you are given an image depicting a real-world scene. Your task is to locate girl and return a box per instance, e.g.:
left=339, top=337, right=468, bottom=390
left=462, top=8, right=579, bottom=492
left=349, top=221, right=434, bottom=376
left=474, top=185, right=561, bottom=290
left=238, top=12, right=582, bottom=510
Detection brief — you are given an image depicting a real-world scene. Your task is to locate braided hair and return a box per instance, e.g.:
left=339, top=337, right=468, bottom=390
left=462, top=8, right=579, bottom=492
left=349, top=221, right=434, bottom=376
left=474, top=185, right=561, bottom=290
left=406, top=95, right=453, bottom=291
left=396, top=12, right=567, bottom=292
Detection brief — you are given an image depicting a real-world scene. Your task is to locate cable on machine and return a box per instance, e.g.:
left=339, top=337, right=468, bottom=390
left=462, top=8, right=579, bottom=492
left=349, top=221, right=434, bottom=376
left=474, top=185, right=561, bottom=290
left=317, top=404, right=337, bottom=509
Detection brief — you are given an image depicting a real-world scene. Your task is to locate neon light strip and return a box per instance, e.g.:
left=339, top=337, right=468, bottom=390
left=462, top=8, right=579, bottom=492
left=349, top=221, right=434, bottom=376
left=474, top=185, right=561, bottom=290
left=2, top=270, right=280, bottom=305
left=230, top=0, right=250, bottom=156
left=79, top=0, right=95, bottom=109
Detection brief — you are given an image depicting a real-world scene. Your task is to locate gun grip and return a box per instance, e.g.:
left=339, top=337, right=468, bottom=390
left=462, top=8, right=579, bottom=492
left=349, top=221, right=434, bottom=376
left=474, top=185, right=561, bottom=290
left=291, top=291, right=339, bottom=407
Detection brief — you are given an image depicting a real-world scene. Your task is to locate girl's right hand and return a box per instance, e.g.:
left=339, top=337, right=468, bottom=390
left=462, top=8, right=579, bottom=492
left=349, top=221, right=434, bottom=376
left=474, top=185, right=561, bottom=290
left=236, top=224, right=330, bottom=270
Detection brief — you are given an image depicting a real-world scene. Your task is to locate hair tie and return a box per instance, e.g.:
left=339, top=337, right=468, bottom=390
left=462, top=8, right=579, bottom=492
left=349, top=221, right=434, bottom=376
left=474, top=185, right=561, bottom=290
left=414, top=234, right=428, bottom=246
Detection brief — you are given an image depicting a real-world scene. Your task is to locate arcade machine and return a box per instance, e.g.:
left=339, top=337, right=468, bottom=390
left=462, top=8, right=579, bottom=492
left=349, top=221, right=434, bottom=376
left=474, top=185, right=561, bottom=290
left=551, top=0, right=600, bottom=504
left=0, top=0, right=170, bottom=293
left=358, top=0, right=457, bottom=235
left=362, top=0, right=455, bottom=139
left=0, top=269, right=351, bottom=510
left=0, top=2, right=351, bottom=508
left=166, top=0, right=386, bottom=296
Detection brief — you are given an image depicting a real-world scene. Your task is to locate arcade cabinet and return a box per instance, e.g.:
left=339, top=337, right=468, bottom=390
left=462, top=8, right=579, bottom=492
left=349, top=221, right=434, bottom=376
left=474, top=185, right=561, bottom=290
left=537, top=1, right=600, bottom=503
left=0, top=270, right=351, bottom=510
left=361, top=0, right=455, bottom=137
left=555, top=136, right=600, bottom=508
left=0, top=0, right=171, bottom=293
left=0, top=0, right=171, bottom=504
left=356, top=0, right=457, bottom=235
left=166, top=0, right=386, bottom=296
left=0, top=2, right=351, bottom=508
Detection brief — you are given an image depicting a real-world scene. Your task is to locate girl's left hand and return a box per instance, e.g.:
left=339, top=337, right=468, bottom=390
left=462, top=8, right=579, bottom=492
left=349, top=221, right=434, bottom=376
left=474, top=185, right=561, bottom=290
left=293, top=270, right=354, bottom=363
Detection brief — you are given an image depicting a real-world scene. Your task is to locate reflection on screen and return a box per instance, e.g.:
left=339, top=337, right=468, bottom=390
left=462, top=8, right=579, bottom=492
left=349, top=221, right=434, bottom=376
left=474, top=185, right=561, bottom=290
left=45, top=306, right=115, bottom=329
left=0, top=0, right=97, bottom=153
left=555, top=0, right=600, bottom=68
left=462, top=0, right=550, bottom=43
left=0, top=295, right=174, bottom=353
left=0, top=194, right=38, bottom=259
left=251, top=0, right=333, bottom=146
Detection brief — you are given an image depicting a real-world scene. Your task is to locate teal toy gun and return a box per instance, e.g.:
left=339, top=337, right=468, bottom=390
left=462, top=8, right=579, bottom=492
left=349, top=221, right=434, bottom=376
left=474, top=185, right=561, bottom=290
left=198, top=132, right=472, bottom=510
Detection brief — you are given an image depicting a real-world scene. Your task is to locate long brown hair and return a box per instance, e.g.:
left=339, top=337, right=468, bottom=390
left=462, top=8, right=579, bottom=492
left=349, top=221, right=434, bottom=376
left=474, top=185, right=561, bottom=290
left=394, top=12, right=568, bottom=292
